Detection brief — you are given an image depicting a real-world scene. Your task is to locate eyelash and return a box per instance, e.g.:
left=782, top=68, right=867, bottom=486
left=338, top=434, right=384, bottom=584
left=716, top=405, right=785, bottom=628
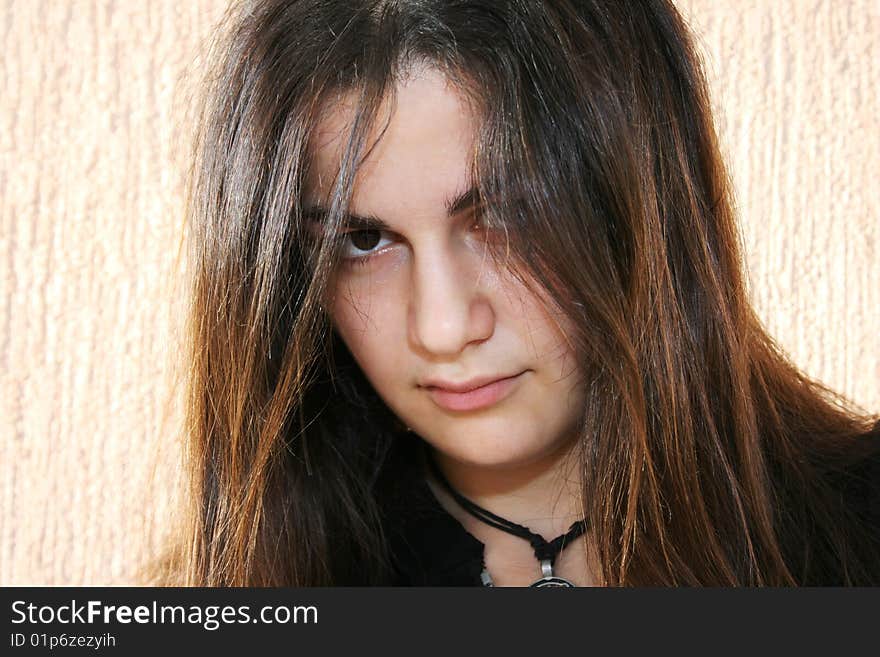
left=339, top=229, right=394, bottom=268
left=339, top=217, right=487, bottom=268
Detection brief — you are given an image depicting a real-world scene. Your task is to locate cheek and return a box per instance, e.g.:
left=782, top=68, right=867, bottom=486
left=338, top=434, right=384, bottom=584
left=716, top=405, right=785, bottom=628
left=500, top=278, right=579, bottom=373
left=330, top=279, right=409, bottom=388
left=536, top=313, right=580, bottom=376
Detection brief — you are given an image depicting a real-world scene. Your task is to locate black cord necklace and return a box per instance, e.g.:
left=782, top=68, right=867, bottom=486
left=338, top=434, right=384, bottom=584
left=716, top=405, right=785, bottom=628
left=426, top=454, right=587, bottom=587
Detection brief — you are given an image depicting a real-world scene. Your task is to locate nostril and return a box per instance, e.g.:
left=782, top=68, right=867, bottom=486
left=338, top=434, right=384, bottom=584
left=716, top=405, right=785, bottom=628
left=409, top=302, right=496, bottom=358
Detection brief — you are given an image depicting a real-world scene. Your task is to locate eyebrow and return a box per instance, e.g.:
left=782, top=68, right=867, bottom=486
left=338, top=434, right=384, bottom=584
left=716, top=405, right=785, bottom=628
left=446, top=185, right=483, bottom=217
left=302, top=185, right=482, bottom=232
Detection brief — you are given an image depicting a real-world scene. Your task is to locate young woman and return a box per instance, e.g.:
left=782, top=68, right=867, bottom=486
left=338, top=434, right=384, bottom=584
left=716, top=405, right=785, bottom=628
left=157, top=0, right=880, bottom=586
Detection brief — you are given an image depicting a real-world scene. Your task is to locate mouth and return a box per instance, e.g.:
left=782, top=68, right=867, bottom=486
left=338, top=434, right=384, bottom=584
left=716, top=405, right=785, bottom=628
left=422, top=371, right=527, bottom=412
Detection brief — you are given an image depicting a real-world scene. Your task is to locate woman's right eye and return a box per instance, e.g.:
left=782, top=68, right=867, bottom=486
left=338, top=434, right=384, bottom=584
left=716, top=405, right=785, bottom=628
left=340, top=228, right=394, bottom=264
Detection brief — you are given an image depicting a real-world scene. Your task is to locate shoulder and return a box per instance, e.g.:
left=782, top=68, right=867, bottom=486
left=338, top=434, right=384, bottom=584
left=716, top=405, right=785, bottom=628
left=775, top=420, right=880, bottom=585
left=834, top=423, right=880, bottom=529
left=816, top=421, right=880, bottom=584
left=376, top=435, right=485, bottom=586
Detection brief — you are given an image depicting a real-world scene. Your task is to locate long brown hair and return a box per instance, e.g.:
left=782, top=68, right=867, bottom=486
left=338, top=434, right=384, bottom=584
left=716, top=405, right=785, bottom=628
left=154, top=0, right=880, bottom=586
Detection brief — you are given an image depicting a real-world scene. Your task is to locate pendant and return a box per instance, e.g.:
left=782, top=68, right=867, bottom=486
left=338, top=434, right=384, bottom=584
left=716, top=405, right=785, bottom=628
left=480, top=560, right=577, bottom=587
left=529, top=559, right=577, bottom=587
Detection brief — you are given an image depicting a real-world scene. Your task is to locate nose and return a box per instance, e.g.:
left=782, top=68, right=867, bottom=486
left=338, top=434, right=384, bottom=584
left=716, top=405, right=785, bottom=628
left=407, top=246, right=495, bottom=357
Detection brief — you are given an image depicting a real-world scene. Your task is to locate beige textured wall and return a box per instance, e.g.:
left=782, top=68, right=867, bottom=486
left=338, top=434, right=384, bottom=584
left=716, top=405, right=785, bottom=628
left=2, top=1, right=878, bottom=585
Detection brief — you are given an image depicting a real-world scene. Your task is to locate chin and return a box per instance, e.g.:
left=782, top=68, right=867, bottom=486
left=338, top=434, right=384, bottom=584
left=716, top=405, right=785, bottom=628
left=426, top=417, right=573, bottom=471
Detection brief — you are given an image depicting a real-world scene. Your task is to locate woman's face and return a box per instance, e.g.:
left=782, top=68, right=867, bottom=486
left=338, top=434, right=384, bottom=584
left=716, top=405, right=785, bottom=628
left=306, top=67, right=585, bottom=469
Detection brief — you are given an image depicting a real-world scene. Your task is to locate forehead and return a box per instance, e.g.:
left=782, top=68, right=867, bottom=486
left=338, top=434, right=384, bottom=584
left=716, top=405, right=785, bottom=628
left=305, top=67, right=479, bottom=212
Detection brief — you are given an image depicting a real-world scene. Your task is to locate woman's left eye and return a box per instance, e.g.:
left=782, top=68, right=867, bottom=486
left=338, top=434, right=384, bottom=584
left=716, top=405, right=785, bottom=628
left=341, top=228, right=394, bottom=262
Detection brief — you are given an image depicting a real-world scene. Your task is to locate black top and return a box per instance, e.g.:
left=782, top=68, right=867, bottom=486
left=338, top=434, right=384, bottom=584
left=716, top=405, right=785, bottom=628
left=378, top=428, right=880, bottom=586
left=381, top=438, right=487, bottom=586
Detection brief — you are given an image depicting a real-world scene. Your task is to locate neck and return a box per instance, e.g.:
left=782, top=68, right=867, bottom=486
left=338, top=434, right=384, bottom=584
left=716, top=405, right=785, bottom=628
left=423, top=437, right=584, bottom=543
left=422, top=437, right=598, bottom=586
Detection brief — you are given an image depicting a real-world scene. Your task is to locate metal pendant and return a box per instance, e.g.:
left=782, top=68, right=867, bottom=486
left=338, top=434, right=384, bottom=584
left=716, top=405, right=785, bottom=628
left=480, top=559, right=577, bottom=587
left=529, top=559, right=577, bottom=587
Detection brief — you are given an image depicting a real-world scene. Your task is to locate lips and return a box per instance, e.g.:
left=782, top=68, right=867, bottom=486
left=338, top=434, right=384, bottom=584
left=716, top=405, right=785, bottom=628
left=421, top=372, right=526, bottom=412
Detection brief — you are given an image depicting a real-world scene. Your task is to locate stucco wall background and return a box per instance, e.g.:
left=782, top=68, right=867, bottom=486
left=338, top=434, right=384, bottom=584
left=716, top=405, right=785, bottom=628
left=1, top=1, right=878, bottom=585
